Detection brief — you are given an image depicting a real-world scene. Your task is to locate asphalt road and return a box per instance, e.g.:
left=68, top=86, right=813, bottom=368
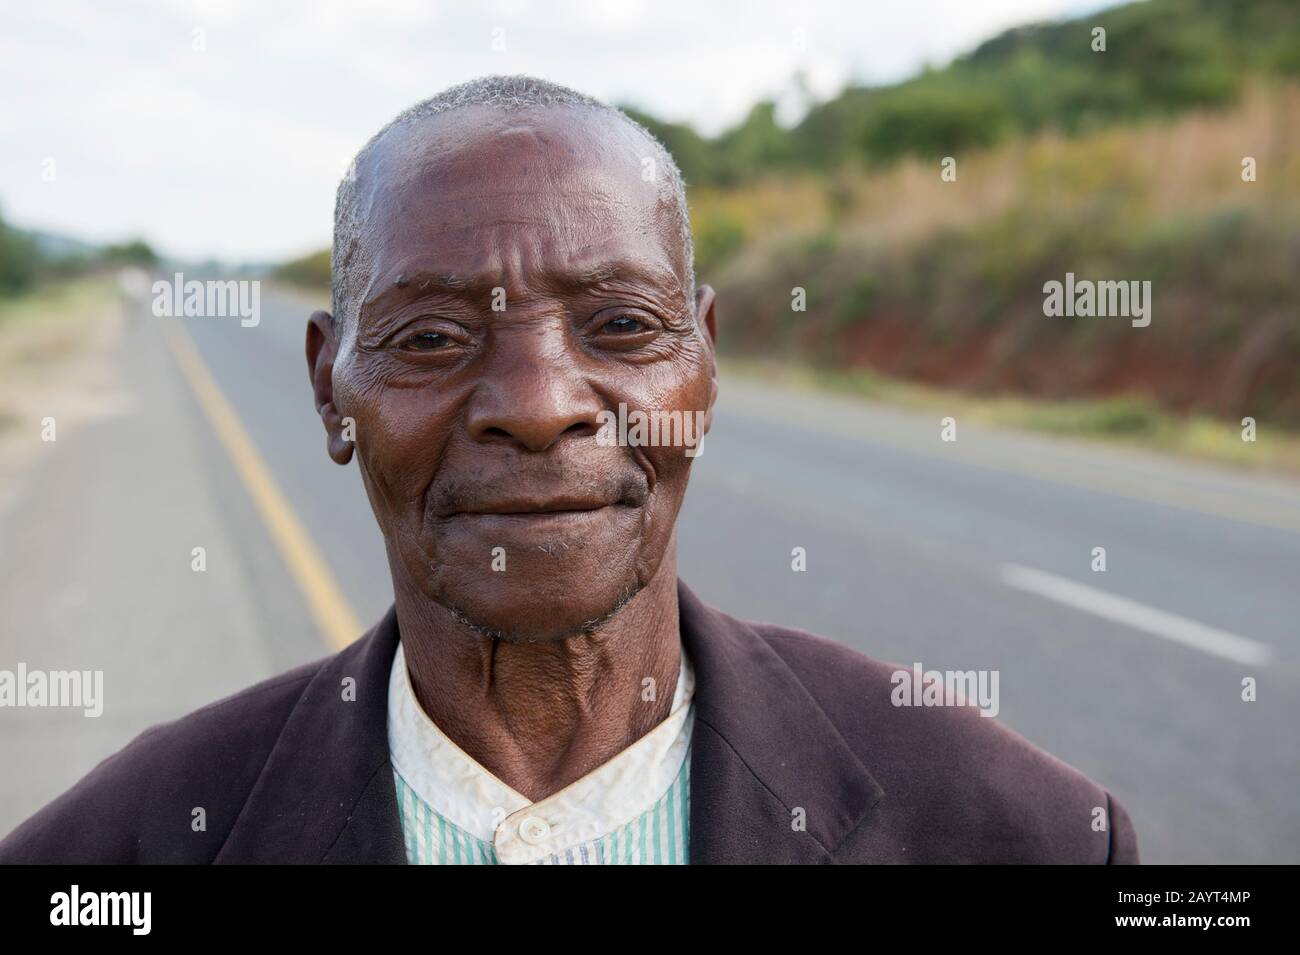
left=2, top=282, right=1297, bottom=863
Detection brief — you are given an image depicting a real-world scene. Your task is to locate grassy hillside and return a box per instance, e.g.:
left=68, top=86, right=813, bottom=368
left=707, top=82, right=1300, bottom=426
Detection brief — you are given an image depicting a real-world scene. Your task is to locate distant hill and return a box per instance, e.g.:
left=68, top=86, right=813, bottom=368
left=626, top=0, right=1300, bottom=186
left=272, top=248, right=331, bottom=290
left=0, top=207, right=158, bottom=295
left=24, top=229, right=101, bottom=261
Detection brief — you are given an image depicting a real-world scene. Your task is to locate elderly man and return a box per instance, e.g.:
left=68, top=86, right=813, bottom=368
left=0, top=75, right=1137, bottom=865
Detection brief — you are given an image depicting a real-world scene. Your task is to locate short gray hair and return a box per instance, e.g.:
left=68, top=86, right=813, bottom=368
left=332, top=74, right=695, bottom=329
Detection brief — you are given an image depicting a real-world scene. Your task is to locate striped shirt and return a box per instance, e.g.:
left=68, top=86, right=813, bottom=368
left=387, top=641, right=694, bottom=865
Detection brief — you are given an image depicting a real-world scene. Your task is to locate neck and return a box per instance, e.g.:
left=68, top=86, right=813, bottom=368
left=395, top=556, right=682, bottom=802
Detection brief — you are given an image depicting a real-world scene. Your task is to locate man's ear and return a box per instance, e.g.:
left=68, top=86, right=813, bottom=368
left=694, top=284, right=719, bottom=434
left=695, top=283, right=718, bottom=347
left=305, top=310, right=354, bottom=465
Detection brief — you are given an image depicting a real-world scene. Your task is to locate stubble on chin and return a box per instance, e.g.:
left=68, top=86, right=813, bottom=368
left=444, top=580, right=641, bottom=645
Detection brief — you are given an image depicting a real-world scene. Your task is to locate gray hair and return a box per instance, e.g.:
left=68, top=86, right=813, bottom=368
left=331, top=74, right=695, bottom=329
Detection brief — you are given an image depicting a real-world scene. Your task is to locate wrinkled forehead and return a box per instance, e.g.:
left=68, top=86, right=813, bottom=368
left=351, top=105, right=686, bottom=305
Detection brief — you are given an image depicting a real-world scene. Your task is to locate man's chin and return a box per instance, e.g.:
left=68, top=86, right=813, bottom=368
left=440, top=581, right=641, bottom=644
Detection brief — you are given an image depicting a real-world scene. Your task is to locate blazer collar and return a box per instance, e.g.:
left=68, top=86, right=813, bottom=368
left=215, top=581, right=882, bottom=864
left=214, top=606, right=407, bottom=864
left=678, top=580, right=883, bottom=863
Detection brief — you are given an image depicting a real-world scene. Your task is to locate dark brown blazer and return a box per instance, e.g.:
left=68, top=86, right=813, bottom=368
left=0, top=580, right=1138, bottom=864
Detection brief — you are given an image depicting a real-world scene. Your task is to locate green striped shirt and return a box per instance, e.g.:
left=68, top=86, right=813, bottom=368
left=393, top=746, right=691, bottom=864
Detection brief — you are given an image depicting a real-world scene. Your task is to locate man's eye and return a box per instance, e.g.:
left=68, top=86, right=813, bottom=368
left=601, top=315, right=647, bottom=334
left=404, top=331, right=450, bottom=350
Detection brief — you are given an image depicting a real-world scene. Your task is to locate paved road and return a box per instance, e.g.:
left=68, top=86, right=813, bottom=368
left=2, top=282, right=1297, bottom=862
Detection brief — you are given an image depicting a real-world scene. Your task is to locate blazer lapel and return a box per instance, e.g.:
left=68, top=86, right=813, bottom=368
left=214, top=608, right=407, bottom=864
left=680, top=581, right=884, bottom=863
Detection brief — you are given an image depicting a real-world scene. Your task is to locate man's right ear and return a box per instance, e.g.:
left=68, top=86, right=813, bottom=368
left=305, top=310, right=354, bottom=465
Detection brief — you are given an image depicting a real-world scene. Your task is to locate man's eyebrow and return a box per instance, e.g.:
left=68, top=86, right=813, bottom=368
left=573, top=263, right=620, bottom=285
left=548, top=260, right=682, bottom=293
left=360, top=270, right=478, bottom=313
left=398, top=271, right=474, bottom=293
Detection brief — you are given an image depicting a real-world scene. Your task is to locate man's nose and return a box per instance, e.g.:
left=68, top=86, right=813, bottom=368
left=464, top=336, right=605, bottom=452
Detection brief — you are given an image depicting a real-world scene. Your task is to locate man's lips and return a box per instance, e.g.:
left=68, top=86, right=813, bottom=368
left=429, top=468, right=652, bottom=523
left=442, top=495, right=621, bottom=518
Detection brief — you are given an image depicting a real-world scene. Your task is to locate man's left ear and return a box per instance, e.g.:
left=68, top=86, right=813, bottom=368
left=694, top=284, right=719, bottom=433
left=305, top=310, right=354, bottom=465
left=695, top=283, right=718, bottom=347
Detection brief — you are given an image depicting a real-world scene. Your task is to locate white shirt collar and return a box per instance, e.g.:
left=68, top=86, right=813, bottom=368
left=387, top=639, right=694, bottom=865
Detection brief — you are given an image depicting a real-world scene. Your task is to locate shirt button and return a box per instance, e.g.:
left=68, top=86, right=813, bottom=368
left=518, top=816, right=551, bottom=845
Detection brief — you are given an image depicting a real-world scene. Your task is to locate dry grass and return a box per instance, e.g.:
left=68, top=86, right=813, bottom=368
left=700, top=82, right=1300, bottom=283
left=703, top=82, right=1300, bottom=431
left=0, top=276, right=129, bottom=515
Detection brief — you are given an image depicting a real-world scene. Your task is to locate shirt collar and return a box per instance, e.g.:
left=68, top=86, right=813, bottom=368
left=387, top=639, right=694, bottom=865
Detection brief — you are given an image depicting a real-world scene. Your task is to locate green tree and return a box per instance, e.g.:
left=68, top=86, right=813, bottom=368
left=0, top=208, right=41, bottom=296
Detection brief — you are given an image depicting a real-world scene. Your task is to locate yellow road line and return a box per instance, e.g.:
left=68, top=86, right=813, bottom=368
left=163, top=323, right=362, bottom=650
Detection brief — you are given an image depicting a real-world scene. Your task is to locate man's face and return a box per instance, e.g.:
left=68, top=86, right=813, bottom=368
left=314, top=105, right=717, bottom=642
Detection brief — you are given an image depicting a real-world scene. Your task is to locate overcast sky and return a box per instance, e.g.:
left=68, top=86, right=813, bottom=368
left=1, top=0, right=1110, bottom=263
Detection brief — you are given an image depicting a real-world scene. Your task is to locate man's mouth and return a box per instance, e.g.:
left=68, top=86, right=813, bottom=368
left=430, top=467, right=652, bottom=527
left=443, top=495, right=622, bottom=519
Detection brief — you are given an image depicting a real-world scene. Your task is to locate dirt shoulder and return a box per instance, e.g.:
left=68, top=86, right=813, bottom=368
left=0, top=274, right=131, bottom=515
left=721, top=356, right=1300, bottom=479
